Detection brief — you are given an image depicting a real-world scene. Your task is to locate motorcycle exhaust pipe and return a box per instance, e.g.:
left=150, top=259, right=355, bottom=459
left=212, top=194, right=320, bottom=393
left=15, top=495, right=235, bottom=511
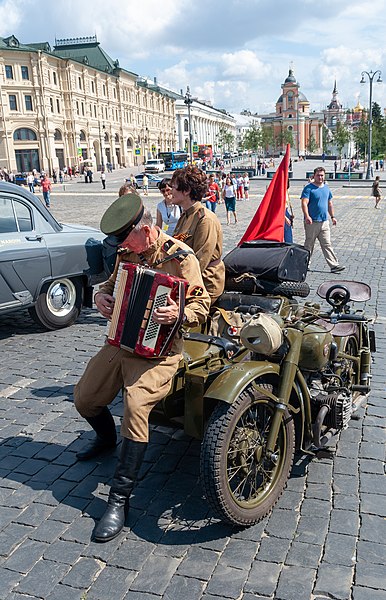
left=351, top=385, right=371, bottom=393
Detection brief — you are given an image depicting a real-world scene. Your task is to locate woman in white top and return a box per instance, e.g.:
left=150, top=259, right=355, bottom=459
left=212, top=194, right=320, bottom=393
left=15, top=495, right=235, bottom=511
left=222, top=176, right=238, bottom=225
left=156, top=178, right=182, bottom=235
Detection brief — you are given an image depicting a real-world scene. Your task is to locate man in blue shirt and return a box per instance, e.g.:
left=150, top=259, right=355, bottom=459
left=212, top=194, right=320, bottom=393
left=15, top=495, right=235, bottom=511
left=301, top=167, right=345, bottom=273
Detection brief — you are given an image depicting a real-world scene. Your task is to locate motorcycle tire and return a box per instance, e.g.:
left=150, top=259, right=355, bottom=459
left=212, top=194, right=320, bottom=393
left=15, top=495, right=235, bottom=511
left=200, top=383, right=295, bottom=527
left=225, top=276, right=310, bottom=298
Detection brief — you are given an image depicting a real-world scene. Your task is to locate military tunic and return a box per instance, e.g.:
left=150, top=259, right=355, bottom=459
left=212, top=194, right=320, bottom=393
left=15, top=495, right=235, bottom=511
left=74, top=230, right=210, bottom=443
left=173, top=202, right=225, bottom=304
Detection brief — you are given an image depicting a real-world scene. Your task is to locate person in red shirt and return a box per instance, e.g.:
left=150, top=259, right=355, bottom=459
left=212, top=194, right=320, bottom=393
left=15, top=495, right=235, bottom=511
left=41, top=175, right=52, bottom=208
left=203, top=173, right=220, bottom=213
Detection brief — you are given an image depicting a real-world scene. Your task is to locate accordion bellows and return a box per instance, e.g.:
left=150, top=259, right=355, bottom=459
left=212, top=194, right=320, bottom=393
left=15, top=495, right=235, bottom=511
left=107, top=262, right=188, bottom=357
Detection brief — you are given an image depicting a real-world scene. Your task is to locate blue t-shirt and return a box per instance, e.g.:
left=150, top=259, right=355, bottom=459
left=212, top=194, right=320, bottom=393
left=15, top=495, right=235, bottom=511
left=301, top=183, right=332, bottom=221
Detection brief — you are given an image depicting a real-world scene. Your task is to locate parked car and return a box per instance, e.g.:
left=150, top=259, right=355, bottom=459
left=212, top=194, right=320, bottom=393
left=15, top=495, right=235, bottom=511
left=0, top=182, right=106, bottom=330
left=223, top=152, right=231, bottom=160
left=134, top=173, right=163, bottom=189
left=144, top=159, right=165, bottom=174
left=15, top=172, right=28, bottom=185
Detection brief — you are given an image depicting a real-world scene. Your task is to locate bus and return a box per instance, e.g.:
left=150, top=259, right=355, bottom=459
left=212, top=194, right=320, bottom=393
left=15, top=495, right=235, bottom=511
left=158, top=151, right=188, bottom=170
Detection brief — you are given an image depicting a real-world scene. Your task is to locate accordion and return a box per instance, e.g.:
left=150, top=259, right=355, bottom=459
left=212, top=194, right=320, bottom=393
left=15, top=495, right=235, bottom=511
left=107, top=262, right=188, bottom=358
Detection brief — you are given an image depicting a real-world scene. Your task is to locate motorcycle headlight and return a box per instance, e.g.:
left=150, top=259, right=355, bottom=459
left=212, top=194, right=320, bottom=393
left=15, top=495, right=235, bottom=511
left=240, top=313, right=283, bottom=355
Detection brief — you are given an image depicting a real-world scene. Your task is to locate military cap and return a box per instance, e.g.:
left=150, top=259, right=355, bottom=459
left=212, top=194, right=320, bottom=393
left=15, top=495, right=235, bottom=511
left=100, top=193, right=144, bottom=241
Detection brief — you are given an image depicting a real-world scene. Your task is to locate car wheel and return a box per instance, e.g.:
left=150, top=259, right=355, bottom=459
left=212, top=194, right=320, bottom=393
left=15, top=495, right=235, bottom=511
left=29, top=277, right=83, bottom=330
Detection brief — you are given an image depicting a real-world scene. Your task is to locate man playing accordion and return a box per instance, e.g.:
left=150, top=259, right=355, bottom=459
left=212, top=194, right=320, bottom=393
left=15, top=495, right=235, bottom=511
left=74, top=193, right=210, bottom=542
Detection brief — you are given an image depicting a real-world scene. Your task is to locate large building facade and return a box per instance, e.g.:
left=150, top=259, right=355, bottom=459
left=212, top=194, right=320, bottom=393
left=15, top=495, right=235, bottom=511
left=0, top=35, right=177, bottom=173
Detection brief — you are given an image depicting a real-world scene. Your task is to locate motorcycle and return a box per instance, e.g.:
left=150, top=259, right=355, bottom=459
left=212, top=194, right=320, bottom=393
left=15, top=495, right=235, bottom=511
left=151, top=279, right=375, bottom=527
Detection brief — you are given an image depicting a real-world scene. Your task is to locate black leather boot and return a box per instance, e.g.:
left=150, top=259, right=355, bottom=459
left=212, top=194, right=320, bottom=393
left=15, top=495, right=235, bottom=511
left=93, top=438, right=147, bottom=542
left=76, top=407, right=117, bottom=461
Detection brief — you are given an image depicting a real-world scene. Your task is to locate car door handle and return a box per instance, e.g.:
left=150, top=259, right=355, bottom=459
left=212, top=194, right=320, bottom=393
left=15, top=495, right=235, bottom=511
left=25, top=235, right=43, bottom=242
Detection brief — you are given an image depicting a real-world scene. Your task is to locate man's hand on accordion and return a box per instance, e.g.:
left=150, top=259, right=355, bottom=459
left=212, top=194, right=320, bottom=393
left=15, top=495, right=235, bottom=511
left=153, top=294, right=180, bottom=325
left=95, top=292, right=115, bottom=319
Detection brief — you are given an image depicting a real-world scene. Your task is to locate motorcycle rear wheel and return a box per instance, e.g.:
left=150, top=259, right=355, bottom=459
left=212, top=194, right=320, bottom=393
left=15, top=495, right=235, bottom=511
left=200, top=384, right=295, bottom=527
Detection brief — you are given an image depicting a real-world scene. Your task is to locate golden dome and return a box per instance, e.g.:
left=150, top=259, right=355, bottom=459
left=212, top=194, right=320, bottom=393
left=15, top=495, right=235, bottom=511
left=354, top=100, right=363, bottom=112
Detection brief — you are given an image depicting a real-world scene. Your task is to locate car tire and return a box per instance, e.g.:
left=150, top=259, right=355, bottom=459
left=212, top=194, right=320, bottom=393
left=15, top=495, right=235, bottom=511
left=29, top=277, right=83, bottom=330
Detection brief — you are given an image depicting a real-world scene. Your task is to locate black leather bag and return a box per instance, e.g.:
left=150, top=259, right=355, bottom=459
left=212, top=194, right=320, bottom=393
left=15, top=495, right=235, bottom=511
left=224, top=240, right=310, bottom=283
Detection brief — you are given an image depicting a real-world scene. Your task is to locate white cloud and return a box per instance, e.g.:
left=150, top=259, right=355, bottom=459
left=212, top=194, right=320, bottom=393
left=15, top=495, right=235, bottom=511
left=220, top=50, right=271, bottom=80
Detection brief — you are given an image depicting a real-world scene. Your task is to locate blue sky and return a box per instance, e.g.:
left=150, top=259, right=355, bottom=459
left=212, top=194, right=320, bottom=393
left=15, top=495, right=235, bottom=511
left=1, top=0, right=385, bottom=115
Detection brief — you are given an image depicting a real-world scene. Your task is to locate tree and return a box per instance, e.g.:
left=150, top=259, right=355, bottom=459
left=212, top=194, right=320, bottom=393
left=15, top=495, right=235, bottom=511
left=333, top=121, right=351, bottom=167
left=217, top=126, right=235, bottom=152
left=243, top=123, right=262, bottom=154
left=261, top=125, right=274, bottom=155
left=306, top=133, right=318, bottom=155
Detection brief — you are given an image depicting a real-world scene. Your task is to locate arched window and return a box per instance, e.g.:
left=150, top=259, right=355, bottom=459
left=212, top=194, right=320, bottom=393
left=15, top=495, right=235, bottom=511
left=79, top=130, right=86, bottom=142
left=13, top=128, right=37, bottom=141
left=288, top=114, right=293, bottom=118
left=184, top=119, right=189, bottom=132
left=287, top=125, right=293, bottom=131
left=127, top=138, right=133, bottom=149
left=54, top=129, right=62, bottom=141
left=115, top=133, right=120, bottom=144
left=104, top=132, right=109, bottom=143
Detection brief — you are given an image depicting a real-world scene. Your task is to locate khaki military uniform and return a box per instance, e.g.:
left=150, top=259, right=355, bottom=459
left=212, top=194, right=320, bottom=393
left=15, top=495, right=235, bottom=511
left=74, top=230, right=210, bottom=443
left=173, top=202, right=225, bottom=304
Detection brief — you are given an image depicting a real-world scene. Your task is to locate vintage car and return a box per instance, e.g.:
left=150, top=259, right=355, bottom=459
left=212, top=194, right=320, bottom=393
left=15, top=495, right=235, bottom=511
left=0, top=181, right=106, bottom=330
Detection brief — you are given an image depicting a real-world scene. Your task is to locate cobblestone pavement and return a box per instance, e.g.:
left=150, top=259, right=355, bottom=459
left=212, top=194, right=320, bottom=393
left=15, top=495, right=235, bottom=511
left=0, top=162, right=385, bottom=600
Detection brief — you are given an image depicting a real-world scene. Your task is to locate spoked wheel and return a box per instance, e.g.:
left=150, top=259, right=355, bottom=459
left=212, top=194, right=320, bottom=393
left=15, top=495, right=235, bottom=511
left=200, top=384, right=295, bottom=527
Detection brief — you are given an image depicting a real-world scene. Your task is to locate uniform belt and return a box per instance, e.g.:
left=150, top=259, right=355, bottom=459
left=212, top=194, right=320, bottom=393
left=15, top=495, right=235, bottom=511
left=208, top=258, right=222, bottom=268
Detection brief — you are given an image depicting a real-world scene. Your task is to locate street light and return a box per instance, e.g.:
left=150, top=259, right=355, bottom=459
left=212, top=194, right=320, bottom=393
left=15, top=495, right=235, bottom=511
left=360, top=69, right=382, bottom=179
left=184, top=86, right=194, bottom=164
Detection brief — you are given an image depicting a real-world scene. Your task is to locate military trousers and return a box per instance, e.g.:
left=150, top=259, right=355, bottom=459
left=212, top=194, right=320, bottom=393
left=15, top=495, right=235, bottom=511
left=74, top=344, right=182, bottom=442
left=303, top=220, right=339, bottom=269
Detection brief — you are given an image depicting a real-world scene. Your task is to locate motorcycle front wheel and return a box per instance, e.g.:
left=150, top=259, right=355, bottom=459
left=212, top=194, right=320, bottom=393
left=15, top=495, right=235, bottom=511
left=200, top=384, right=295, bottom=527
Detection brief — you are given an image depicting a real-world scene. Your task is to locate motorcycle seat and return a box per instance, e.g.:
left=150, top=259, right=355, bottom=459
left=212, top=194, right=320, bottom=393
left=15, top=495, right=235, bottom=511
left=317, top=280, right=371, bottom=302
left=315, top=319, right=358, bottom=337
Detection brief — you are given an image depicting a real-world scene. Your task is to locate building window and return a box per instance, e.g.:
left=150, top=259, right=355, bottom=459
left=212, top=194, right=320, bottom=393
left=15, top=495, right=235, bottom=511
left=25, top=95, right=33, bottom=111
left=76, top=101, right=79, bottom=115
left=81, top=102, right=84, bottom=116
left=53, top=72, right=57, bottom=85
left=94, top=104, right=97, bottom=118
left=50, top=97, right=54, bottom=112
left=78, top=76, right=82, bottom=90
left=5, top=65, right=13, bottom=79
left=56, top=98, right=60, bottom=113
left=288, top=114, right=292, bottom=118
left=13, top=128, right=37, bottom=141
left=79, top=130, right=86, bottom=142
left=21, top=66, right=29, bottom=80
left=184, top=119, right=188, bottom=132
left=9, top=94, right=17, bottom=110
left=54, top=129, right=62, bottom=141
left=91, top=80, right=95, bottom=93
left=103, top=84, right=106, bottom=96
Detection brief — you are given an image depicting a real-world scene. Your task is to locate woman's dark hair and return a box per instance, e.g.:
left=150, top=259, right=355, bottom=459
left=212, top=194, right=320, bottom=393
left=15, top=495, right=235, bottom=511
left=157, top=177, right=171, bottom=191
left=171, top=166, right=208, bottom=202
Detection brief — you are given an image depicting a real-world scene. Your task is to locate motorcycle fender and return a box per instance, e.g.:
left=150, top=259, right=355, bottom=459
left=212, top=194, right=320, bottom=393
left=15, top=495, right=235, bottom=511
left=204, top=362, right=280, bottom=404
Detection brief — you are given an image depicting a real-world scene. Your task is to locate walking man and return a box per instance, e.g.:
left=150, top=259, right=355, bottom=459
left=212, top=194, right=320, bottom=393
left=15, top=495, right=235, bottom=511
left=301, top=166, right=345, bottom=273
left=101, top=170, right=106, bottom=190
left=41, top=174, right=52, bottom=208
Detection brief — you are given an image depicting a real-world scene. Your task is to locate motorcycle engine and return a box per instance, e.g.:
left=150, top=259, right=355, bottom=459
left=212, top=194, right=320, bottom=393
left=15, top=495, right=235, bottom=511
left=311, top=390, right=353, bottom=430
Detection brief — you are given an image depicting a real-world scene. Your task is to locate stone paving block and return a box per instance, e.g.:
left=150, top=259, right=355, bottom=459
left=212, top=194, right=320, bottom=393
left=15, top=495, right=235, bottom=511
left=294, top=515, right=329, bottom=545
left=362, top=425, right=386, bottom=443
left=360, top=441, right=385, bottom=461
left=2, top=538, right=47, bottom=574
left=0, top=523, right=33, bottom=558
left=300, top=498, right=331, bottom=518
left=177, top=546, right=219, bottom=580
left=360, top=514, right=386, bottom=544
left=304, top=482, right=332, bottom=501
left=360, top=492, right=386, bottom=517
left=0, top=506, right=23, bottom=530
left=336, top=441, right=360, bottom=458
left=43, top=539, right=85, bottom=565
left=333, top=456, right=359, bottom=476
left=361, top=473, right=386, bottom=495
left=129, top=554, right=180, bottom=595
left=245, top=560, right=282, bottom=597
left=14, top=559, right=70, bottom=597
left=356, top=560, right=386, bottom=590
left=306, top=461, right=333, bottom=484
left=275, top=490, right=303, bottom=511
left=60, top=515, right=95, bottom=544
left=323, top=532, right=357, bottom=566
left=204, top=563, right=248, bottom=599
left=81, top=536, right=123, bottom=562
left=13, top=501, right=54, bottom=528
left=329, top=508, right=359, bottom=536
left=163, top=575, right=205, bottom=600
left=285, top=541, right=322, bottom=568
left=28, top=518, right=68, bottom=543
left=359, top=458, right=385, bottom=474
left=265, top=509, right=299, bottom=539
left=48, top=496, right=89, bottom=523
left=255, top=535, right=291, bottom=563
left=109, top=538, right=156, bottom=571
left=314, top=563, right=354, bottom=599
left=61, top=557, right=102, bottom=589
left=218, top=537, right=258, bottom=569
left=357, top=540, right=386, bottom=565
left=123, top=592, right=159, bottom=600
left=333, top=473, right=359, bottom=495
left=333, top=493, right=359, bottom=511
left=352, top=585, right=386, bottom=600
left=0, top=566, right=24, bottom=599
left=87, top=566, right=137, bottom=600
left=275, top=564, right=316, bottom=600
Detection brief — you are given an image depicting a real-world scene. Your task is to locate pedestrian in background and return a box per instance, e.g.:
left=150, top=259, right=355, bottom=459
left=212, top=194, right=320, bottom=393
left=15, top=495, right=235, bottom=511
left=222, top=175, right=238, bottom=225
left=27, top=172, right=35, bottom=193
left=301, top=166, right=345, bottom=273
left=284, top=181, right=294, bottom=243
left=204, top=173, right=220, bottom=213
left=142, top=173, right=149, bottom=196
left=41, top=174, right=52, bottom=208
left=372, top=176, right=381, bottom=208
left=243, top=172, right=250, bottom=200
left=156, top=178, right=181, bottom=235
left=101, top=171, right=106, bottom=190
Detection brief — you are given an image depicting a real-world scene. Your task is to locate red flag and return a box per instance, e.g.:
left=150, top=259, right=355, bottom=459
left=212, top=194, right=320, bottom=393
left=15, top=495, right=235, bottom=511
left=238, top=144, right=290, bottom=245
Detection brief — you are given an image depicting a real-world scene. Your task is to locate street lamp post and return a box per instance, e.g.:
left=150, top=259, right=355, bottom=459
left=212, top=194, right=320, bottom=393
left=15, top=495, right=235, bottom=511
left=184, top=86, right=194, bottom=164
left=360, top=69, right=382, bottom=179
